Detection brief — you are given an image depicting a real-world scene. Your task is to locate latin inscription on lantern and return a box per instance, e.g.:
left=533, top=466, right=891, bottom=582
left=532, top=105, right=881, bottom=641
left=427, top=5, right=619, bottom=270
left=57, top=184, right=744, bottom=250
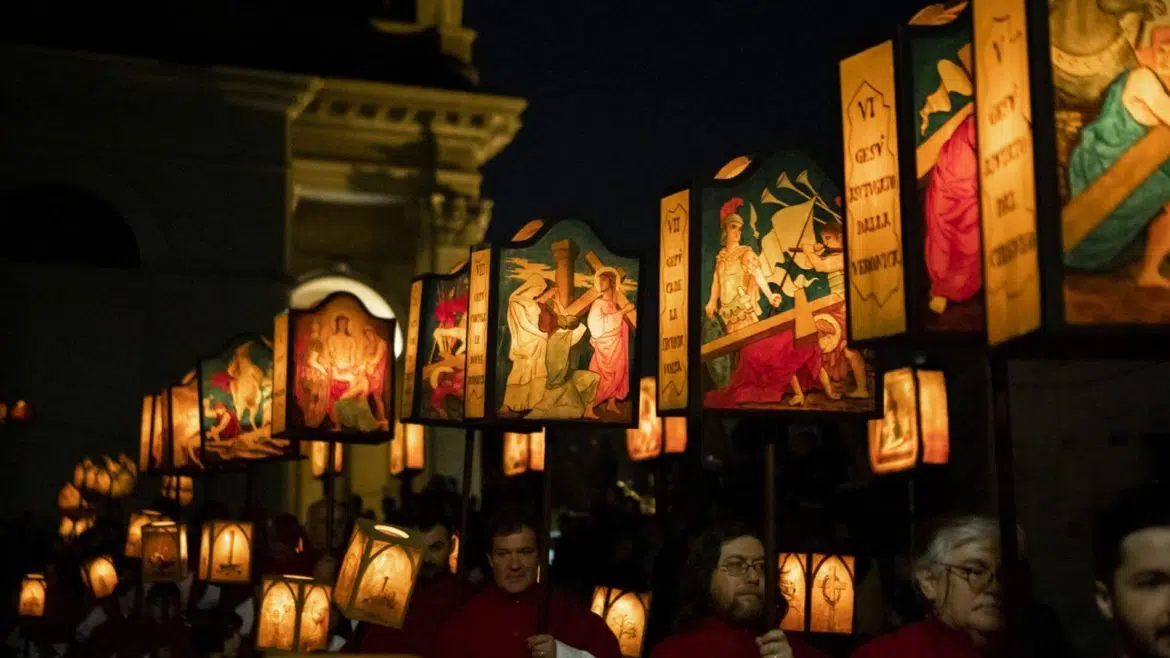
left=840, top=41, right=907, bottom=341
left=974, top=0, right=1040, bottom=344
left=465, top=248, right=491, bottom=419
left=658, top=189, right=689, bottom=411
left=401, top=281, right=422, bottom=418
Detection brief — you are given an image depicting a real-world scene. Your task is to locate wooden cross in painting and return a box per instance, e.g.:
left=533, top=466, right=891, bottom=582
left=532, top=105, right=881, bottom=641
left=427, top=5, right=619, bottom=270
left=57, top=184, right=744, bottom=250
left=553, top=240, right=636, bottom=328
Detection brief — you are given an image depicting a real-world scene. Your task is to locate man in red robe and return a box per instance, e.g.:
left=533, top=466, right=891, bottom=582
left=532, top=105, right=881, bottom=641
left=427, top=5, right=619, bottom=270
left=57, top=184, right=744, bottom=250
left=437, top=508, right=621, bottom=658
left=358, top=507, right=472, bottom=657
left=651, top=521, right=827, bottom=658
left=851, top=515, right=1002, bottom=658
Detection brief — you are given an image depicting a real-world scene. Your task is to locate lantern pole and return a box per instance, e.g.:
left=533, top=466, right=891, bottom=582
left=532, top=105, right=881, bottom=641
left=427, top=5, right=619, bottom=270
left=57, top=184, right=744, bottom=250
left=457, top=428, right=475, bottom=577
left=536, top=429, right=554, bottom=634
left=324, top=439, right=336, bottom=558
left=990, top=355, right=1025, bottom=655
left=244, top=462, right=256, bottom=512
left=763, top=424, right=781, bottom=630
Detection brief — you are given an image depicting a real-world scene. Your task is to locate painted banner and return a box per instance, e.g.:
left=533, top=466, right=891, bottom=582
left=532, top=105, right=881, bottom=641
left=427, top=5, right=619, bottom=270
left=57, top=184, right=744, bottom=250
left=658, top=189, right=689, bottom=412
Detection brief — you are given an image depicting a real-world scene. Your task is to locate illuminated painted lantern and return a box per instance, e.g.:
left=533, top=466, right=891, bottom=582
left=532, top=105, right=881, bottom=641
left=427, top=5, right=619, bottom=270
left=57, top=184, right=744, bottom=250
left=81, top=555, right=118, bottom=599
left=590, top=587, right=651, bottom=658
left=199, top=520, right=253, bottom=584
left=142, top=521, right=188, bottom=582
left=777, top=552, right=855, bottom=634
left=165, top=371, right=204, bottom=473
left=389, top=420, right=426, bottom=476
left=308, top=441, right=343, bottom=478
left=333, top=520, right=423, bottom=628
left=197, top=335, right=297, bottom=467
left=256, top=575, right=332, bottom=652
left=464, top=218, right=643, bottom=428
left=503, top=430, right=545, bottom=476
left=658, top=152, right=877, bottom=418
left=272, top=292, right=396, bottom=443
left=626, top=377, right=688, bottom=461
left=125, top=510, right=166, bottom=558
left=401, top=261, right=470, bottom=426
left=58, top=483, right=87, bottom=514
left=20, top=574, right=46, bottom=617
left=867, top=367, right=949, bottom=474
left=161, top=475, right=194, bottom=507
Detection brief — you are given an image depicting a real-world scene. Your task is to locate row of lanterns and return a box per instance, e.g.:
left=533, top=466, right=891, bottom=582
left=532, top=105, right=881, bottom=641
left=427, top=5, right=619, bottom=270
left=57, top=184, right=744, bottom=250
left=0, top=399, right=32, bottom=424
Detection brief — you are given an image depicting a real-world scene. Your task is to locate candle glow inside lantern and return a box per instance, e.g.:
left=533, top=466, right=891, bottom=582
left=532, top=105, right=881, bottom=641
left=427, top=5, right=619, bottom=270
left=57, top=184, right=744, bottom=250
left=867, top=367, right=950, bottom=474
left=590, top=586, right=651, bottom=658
left=332, top=520, right=423, bottom=629
left=165, top=371, right=204, bottom=472
left=256, top=575, right=332, bottom=652
left=778, top=553, right=809, bottom=632
left=81, top=555, right=118, bottom=599
left=777, top=552, right=855, bottom=634
left=199, top=520, right=253, bottom=584
left=626, top=377, right=688, bottom=461
left=20, top=574, right=46, bottom=617
left=503, top=430, right=546, bottom=476
left=58, top=483, right=87, bottom=514
left=308, top=441, right=343, bottom=478
left=141, top=521, right=188, bottom=583
left=140, top=394, right=155, bottom=473
left=161, top=475, right=194, bottom=507
left=389, top=421, right=426, bottom=476
left=125, top=510, right=166, bottom=558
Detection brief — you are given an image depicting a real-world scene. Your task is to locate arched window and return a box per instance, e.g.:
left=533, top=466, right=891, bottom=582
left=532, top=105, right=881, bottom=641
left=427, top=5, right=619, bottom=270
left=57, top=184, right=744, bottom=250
left=0, top=184, right=140, bottom=268
left=289, top=273, right=405, bottom=357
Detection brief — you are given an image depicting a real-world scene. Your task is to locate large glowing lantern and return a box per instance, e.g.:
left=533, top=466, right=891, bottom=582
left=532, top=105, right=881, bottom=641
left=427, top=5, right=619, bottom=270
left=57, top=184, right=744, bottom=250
left=464, top=218, right=643, bottom=428
left=142, top=521, right=188, bottom=583
left=20, top=574, right=46, bottom=617
left=125, top=510, right=166, bottom=558
left=272, top=292, right=395, bottom=443
left=777, top=552, right=855, bottom=634
left=199, top=520, right=253, bottom=584
left=389, top=420, right=426, bottom=476
left=81, top=555, right=118, bottom=599
left=332, top=521, right=423, bottom=629
left=626, top=377, right=688, bottom=460
left=590, top=587, right=651, bottom=658
left=161, top=475, right=194, bottom=507
left=867, top=367, right=949, bottom=474
left=400, top=261, right=470, bottom=425
left=256, top=575, right=332, bottom=652
left=308, top=441, right=343, bottom=478
left=503, top=430, right=545, bottom=476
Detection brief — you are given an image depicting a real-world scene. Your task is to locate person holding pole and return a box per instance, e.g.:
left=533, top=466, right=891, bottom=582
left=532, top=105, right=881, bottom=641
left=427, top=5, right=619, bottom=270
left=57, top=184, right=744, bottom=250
left=437, top=506, right=620, bottom=658
left=650, top=520, right=826, bottom=658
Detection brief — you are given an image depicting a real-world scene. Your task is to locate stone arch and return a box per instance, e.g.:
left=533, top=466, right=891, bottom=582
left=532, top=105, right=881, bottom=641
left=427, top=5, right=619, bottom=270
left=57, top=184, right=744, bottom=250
left=0, top=183, right=142, bottom=268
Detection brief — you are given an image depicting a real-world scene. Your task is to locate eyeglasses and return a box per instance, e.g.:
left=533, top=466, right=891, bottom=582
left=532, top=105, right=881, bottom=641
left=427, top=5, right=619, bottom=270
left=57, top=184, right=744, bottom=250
left=938, top=563, right=1000, bottom=591
left=719, top=560, right=766, bottom=579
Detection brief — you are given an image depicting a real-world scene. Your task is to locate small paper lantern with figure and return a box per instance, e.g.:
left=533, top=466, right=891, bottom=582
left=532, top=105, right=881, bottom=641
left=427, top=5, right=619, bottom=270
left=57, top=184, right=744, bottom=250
left=125, top=510, right=166, bottom=558
left=256, top=575, right=332, bottom=652
left=161, top=475, right=194, bottom=507
left=20, top=574, right=45, bottom=617
left=307, top=441, right=343, bottom=478
left=867, top=367, right=950, bottom=474
left=332, top=520, right=424, bottom=629
left=400, top=261, right=471, bottom=425
left=141, top=521, right=188, bottom=583
left=81, top=556, right=118, bottom=599
left=590, top=586, right=651, bottom=658
left=502, top=430, right=545, bottom=476
left=199, top=520, right=253, bottom=584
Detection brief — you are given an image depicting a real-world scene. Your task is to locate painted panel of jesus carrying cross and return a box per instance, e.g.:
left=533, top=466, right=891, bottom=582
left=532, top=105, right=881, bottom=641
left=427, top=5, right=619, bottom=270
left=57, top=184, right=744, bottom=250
left=493, top=219, right=640, bottom=425
left=700, top=152, right=877, bottom=414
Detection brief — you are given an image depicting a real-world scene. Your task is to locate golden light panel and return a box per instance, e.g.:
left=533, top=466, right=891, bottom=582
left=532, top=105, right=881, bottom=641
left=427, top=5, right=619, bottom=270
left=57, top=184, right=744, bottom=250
left=256, top=575, right=332, bottom=652
left=389, top=421, right=426, bottom=476
left=125, top=510, right=166, bottom=558
left=57, top=483, right=86, bottom=514
left=867, top=367, right=949, bottom=474
left=199, top=520, right=253, bottom=584
left=59, top=516, right=94, bottom=543
left=658, top=188, right=690, bottom=413
left=449, top=533, right=460, bottom=575
left=626, top=377, right=687, bottom=460
left=105, top=455, right=135, bottom=498
left=161, top=475, right=194, bottom=507
left=81, top=555, right=118, bottom=599
left=20, top=574, right=45, bottom=617
left=808, top=554, right=855, bottom=634
left=777, top=553, right=809, bottom=632
left=332, top=521, right=423, bottom=629
left=308, top=441, right=343, bottom=478
left=502, top=430, right=546, bottom=476
left=590, top=587, right=651, bottom=658
left=141, top=521, right=188, bottom=583
left=140, top=394, right=154, bottom=473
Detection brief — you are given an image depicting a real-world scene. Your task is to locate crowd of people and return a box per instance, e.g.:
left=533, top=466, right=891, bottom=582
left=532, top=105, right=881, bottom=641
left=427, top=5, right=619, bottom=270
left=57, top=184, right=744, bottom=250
left=4, top=477, right=1169, bottom=658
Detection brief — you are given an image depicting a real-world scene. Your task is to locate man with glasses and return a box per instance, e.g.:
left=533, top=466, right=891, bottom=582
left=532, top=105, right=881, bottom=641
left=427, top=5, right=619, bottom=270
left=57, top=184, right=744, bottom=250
left=1093, top=482, right=1170, bottom=658
left=852, top=515, right=1002, bottom=657
left=438, top=506, right=620, bottom=658
left=651, top=520, right=827, bottom=658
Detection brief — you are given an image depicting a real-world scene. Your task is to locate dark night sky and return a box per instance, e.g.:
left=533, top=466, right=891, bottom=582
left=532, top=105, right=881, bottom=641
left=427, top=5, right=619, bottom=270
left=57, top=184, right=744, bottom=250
left=467, top=0, right=928, bottom=250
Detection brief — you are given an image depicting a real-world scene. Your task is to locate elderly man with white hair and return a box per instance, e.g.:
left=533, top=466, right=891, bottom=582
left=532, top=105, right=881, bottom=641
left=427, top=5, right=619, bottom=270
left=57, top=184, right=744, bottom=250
left=852, top=515, right=1004, bottom=657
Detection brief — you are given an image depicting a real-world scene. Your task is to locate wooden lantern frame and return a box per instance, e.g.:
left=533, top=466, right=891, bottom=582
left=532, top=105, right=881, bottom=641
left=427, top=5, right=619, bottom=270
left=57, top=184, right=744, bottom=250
left=272, top=291, right=397, bottom=444
left=255, top=575, right=332, bottom=652
left=464, top=217, right=645, bottom=430
left=198, top=520, right=254, bottom=584
left=590, top=586, right=652, bottom=658
left=332, top=521, right=424, bottom=629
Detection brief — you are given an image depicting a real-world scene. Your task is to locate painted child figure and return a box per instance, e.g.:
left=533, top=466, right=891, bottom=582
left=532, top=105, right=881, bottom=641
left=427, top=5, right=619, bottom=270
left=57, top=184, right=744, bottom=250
left=800, top=220, right=870, bottom=399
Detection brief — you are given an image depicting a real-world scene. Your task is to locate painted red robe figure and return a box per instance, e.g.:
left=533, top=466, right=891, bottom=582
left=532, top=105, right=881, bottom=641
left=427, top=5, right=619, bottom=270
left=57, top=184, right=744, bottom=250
left=924, top=114, right=981, bottom=313
left=436, top=511, right=620, bottom=658
left=359, top=519, right=472, bottom=657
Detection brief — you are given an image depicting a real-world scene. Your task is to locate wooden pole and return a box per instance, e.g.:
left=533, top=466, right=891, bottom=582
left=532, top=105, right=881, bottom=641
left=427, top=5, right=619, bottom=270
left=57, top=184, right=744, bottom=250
left=536, top=429, right=554, bottom=633
left=457, top=428, right=475, bottom=577
left=763, top=426, right=780, bottom=630
left=990, top=355, right=1024, bottom=655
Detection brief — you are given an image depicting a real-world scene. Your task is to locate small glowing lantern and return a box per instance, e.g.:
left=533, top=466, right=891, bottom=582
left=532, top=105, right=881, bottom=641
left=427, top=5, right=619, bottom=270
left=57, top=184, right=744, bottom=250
left=0, top=401, right=6, bottom=423
left=81, top=555, right=118, bottom=599
left=10, top=400, right=31, bottom=422
left=60, top=516, right=94, bottom=543
left=105, top=456, right=135, bottom=498
left=308, top=441, right=343, bottom=478
left=867, top=367, right=949, bottom=474
left=125, top=510, right=166, bottom=557
left=256, top=575, right=332, bottom=652
left=72, top=459, right=91, bottom=490
left=626, top=377, right=688, bottom=461
left=777, top=553, right=809, bottom=632
left=58, top=483, right=86, bottom=514
left=272, top=292, right=396, bottom=443
left=777, top=552, right=854, bottom=634
left=141, top=521, right=188, bottom=582
left=389, top=421, right=426, bottom=476
left=199, top=520, right=254, bottom=584
left=161, top=475, right=194, bottom=507
left=503, top=430, right=545, bottom=476
left=165, top=371, right=204, bottom=472
left=448, top=533, right=460, bottom=574
left=139, top=394, right=155, bottom=473
left=20, top=574, right=46, bottom=617
left=590, top=586, right=651, bottom=658
left=332, top=520, right=423, bottom=628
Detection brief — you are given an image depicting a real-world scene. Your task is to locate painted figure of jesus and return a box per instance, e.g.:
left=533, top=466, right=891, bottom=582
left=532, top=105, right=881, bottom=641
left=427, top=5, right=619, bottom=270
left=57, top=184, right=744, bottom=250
left=586, top=268, right=630, bottom=415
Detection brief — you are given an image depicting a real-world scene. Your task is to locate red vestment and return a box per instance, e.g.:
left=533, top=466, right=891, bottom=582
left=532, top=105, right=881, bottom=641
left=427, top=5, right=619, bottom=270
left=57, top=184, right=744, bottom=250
left=650, top=618, right=828, bottom=658
left=850, top=618, right=983, bottom=658
left=704, top=331, right=822, bottom=408
left=436, top=585, right=621, bottom=658
left=924, top=114, right=982, bottom=304
left=359, top=574, right=472, bottom=658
